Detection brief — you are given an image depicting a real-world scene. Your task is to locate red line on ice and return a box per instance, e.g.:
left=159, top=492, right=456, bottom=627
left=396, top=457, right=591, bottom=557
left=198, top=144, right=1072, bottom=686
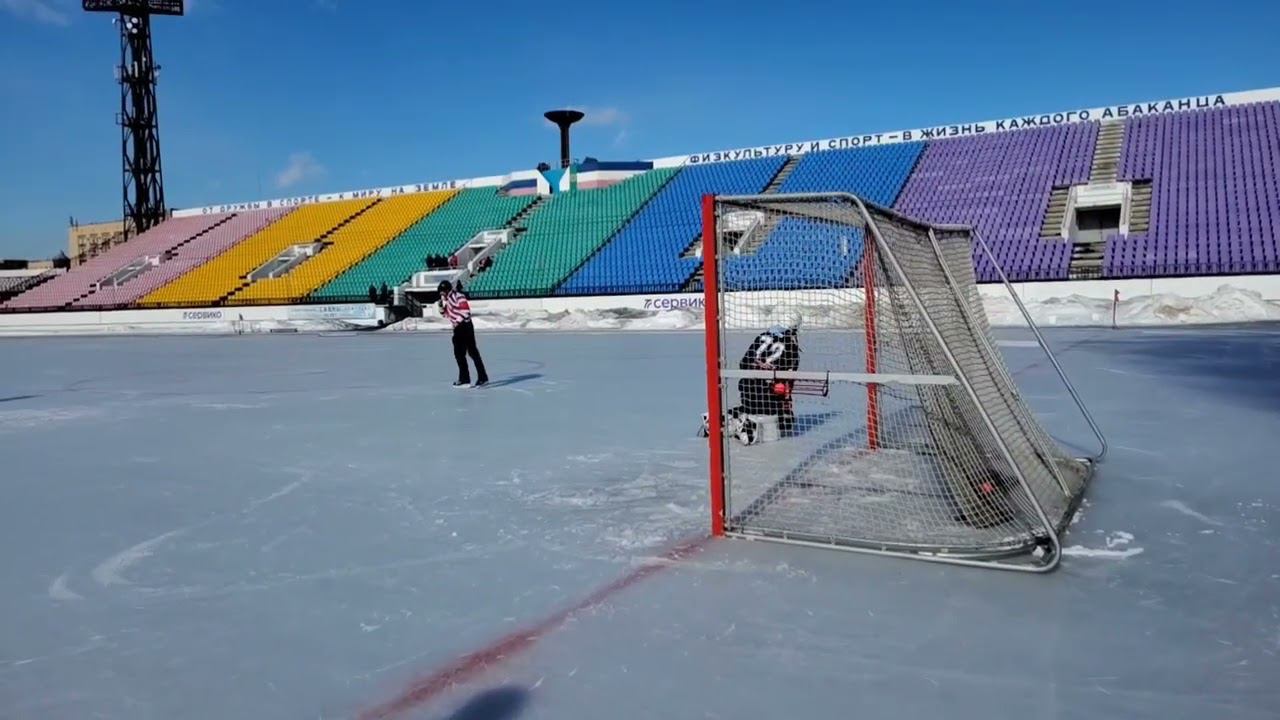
left=358, top=535, right=712, bottom=720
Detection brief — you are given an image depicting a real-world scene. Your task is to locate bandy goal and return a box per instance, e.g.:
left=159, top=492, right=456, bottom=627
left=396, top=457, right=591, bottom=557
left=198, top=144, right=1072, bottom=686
left=700, top=193, right=1106, bottom=572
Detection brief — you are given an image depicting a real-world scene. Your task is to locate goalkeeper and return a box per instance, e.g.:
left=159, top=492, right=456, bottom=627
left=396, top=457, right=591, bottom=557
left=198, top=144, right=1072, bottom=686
left=698, top=312, right=803, bottom=443
left=734, top=312, right=802, bottom=436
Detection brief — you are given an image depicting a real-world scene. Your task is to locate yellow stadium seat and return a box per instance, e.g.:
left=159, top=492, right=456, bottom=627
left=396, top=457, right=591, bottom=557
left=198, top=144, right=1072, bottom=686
left=228, top=191, right=456, bottom=304
left=139, top=199, right=374, bottom=307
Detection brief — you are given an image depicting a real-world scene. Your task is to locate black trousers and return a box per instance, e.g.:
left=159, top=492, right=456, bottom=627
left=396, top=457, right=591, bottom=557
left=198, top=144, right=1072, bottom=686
left=736, top=378, right=795, bottom=435
left=451, top=320, right=488, bottom=384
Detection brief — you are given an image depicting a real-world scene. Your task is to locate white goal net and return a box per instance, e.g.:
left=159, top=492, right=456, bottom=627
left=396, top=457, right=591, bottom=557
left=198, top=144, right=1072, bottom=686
left=701, top=193, right=1102, bottom=571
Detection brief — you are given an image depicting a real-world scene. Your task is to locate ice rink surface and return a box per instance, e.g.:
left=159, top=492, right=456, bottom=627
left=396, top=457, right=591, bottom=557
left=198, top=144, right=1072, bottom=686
left=1, top=326, right=1278, bottom=719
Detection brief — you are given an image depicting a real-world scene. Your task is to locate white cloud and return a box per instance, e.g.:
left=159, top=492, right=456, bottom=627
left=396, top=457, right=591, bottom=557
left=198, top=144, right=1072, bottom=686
left=274, top=152, right=325, bottom=190
left=0, top=0, right=70, bottom=26
left=576, top=107, right=628, bottom=127
left=540, top=106, right=634, bottom=156
left=184, top=0, right=224, bottom=14
left=543, top=106, right=629, bottom=129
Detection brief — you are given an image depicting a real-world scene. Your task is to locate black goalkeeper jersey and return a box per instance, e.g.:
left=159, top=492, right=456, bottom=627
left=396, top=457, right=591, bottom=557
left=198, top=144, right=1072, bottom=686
left=738, top=329, right=800, bottom=373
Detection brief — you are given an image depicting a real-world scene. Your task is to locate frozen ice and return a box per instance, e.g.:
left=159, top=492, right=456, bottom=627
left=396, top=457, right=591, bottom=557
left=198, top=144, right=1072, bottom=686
left=1, top=326, right=1278, bottom=719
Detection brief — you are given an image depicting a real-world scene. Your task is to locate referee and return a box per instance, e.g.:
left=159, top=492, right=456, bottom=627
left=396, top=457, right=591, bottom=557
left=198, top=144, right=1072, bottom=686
left=438, top=280, right=489, bottom=388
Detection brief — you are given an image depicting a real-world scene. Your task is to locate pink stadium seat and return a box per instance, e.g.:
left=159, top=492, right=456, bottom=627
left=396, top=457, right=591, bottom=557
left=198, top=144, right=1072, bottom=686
left=2, top=214, right=231, bottom=310
left=71, top=208, right=291, bottom=309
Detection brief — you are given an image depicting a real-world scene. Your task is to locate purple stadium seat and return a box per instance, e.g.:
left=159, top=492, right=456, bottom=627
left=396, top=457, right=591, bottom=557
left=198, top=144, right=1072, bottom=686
left=1111, top=101, right=1280, bottom=278
left=894, top=122, right=1097, bottom=282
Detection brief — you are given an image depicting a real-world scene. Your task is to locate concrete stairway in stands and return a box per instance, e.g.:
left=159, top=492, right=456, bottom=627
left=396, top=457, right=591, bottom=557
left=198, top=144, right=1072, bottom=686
left=1090, top=121, right=1125, bottom=183
left=681, top=154, right=806, bottom=291
left=1068, top=120, right=1128, bottom=278
left=1039, top=187, right=1071, bottom=239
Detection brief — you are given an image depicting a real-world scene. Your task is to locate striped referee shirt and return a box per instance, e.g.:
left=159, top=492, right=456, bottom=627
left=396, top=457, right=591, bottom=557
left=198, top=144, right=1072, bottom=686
left=441, top=289, right=472, bottom=326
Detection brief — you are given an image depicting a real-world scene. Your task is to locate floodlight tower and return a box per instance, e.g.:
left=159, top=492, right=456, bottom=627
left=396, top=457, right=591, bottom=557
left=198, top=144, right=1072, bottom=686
left=544, top=109, right=585, bottom=169
left=83, top=0, right=185, bottom=240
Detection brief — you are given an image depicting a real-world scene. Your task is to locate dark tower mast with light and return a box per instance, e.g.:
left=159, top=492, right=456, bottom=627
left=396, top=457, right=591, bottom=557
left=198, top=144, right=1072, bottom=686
left=544, top=109, right=585, bottom=169
left=82, top=0, right=184, bottom=239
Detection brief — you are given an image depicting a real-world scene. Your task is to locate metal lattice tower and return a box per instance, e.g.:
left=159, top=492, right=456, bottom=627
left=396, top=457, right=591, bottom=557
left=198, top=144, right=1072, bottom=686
left=83, top=1, right=185, bottom=240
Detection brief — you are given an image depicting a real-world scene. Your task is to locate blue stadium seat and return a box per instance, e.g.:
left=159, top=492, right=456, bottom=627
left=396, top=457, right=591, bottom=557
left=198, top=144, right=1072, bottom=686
left=723, top=218, right=866, bottom=290
left=708, top=143, right=924, bottom=291
left=779, top=142, right=925, bottom=204
left=557, top=156, right=788, bottom=295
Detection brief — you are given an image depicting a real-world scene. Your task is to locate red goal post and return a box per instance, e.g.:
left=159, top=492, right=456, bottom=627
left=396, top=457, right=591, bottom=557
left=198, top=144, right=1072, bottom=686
left=699, top=192, right=1106, bottom=572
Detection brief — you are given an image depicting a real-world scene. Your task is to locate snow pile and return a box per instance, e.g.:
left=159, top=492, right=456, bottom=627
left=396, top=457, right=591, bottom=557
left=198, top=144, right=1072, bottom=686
left=170, top=319, right=369, bottom=335
left=0, top=318, right=367, bottom=337
left=222, top=319, right=366, bottom=334
left=1117, top=285, right=1280, bottom=325
left=1062, top=530, right=1144, bottom=559
left=989, top=285, right=1280, bottom=327
left=390, top=308, right=704, bottom=333
left=983, top=294, right=1112, bottom=328
left=388, top=284, right=1280, bottom=333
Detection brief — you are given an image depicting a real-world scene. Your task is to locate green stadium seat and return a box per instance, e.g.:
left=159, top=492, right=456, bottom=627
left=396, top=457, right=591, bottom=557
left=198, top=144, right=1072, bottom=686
left=467, top=169, right=678, bottom=297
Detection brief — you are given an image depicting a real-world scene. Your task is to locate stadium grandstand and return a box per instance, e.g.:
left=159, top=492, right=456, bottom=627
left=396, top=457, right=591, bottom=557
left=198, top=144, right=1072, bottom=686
left=2, top=88, right=1277, bottom=315
left=0, top=260, right=60, bottom=305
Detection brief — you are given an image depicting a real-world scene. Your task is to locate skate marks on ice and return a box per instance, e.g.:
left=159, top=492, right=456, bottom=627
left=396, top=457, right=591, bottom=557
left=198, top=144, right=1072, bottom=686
left=90, top=528, right=189, bottom=588
left=48, top=469, right=319, bottom=603
left=46, top=572, right=83, bottom=601
left=1159, top=499, right=1224, bottom=527
left=1060, top=494, right=1271, bottom=564
left=53, top=467, right=531, bottom=608
left=0, top=634, right=112, bottom=675
left=1112, top=443, right=1165, bottom=458
left=0, top=405, right=105, bottom=433
left=0, top=394, right=40, bottom=403
left=90, top=475, right=308, bottom=590
left=507, top=449, right=707, bottom=559
left=1157, top=497, right=1276, bottom=545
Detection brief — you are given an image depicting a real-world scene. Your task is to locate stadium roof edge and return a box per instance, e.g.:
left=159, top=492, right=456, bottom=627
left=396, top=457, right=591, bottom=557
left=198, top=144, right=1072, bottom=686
left=172, top=86, right=1280, bottom=218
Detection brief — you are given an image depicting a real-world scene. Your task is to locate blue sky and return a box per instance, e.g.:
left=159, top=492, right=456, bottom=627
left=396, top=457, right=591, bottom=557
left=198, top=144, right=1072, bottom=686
left=0, top=0, right=1277, bottom=258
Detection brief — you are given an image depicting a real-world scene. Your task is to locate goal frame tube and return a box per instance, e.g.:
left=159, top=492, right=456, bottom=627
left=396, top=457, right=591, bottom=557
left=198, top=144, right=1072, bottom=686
left=924, top=227, right=1074, bottom=499
left=722, top=532, right=1043, bottom=570
left=862, top=240, right=881, bottom=450
left=725, top=426, right=1045, bottom=561
left=714, top=193, right=1105, bottom=465
left=720, top=369, right=957, bottom=385
left=702, top=194, right=727, bottom=537
left=853, top=195, right=1062, bottom=571
left=707, top=192, right=1071, bottom=572
left=970, top=229, right=1108, bottom=463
